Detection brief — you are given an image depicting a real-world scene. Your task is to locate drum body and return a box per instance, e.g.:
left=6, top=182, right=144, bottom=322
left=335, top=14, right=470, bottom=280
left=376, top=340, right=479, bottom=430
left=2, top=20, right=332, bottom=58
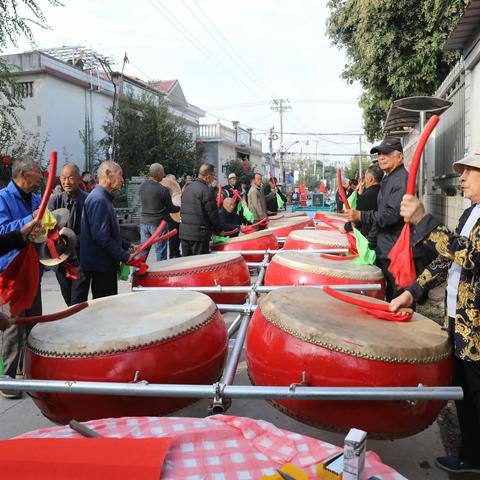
left=267, top=217, right=314, bottom=239
left=132, top=253, right=250, bottom=304
left=265, top=251, right=385, bottom=299
left=25, top=291, right=228, bottom=424
left=213, top=230, right=278, bottom=262
left=246, top=288, right=453, bottom=438
left=314, top=212, right=346, bottom=229
left=283, top=229, right=350, bottom=252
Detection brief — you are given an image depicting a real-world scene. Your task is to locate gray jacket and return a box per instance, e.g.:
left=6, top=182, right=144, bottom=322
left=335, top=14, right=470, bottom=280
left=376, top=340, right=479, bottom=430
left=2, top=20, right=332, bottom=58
left=248, top=185, right=275, bottom=222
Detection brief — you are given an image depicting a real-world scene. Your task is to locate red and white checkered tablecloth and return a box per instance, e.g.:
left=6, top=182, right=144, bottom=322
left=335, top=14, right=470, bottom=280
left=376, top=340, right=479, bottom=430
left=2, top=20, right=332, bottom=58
left=17, top=415, right=407, bottom=479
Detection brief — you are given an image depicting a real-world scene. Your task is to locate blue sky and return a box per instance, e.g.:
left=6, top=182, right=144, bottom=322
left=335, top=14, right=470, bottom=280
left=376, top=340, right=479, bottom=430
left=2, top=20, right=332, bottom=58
left=6, top=0, right=371, bottom=162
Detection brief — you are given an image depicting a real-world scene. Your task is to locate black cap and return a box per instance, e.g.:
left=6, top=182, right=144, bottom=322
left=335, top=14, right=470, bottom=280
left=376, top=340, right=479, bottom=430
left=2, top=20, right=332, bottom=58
left=370, top=138, right=403, bottom=154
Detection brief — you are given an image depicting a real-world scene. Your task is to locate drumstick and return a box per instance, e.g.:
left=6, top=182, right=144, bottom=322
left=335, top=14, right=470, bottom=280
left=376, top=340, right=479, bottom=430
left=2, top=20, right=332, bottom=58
left=35, top=151, right=57, bottom=222
left=11, top=302, right=89, bottom=326
left=320, top=253, right=359, bottom=261
left=131, top=220, right=167, bottom=257
left=268, top=215, right=284, bottom=221
left=149, top=228, right=177, bottom=245
left=69, top=420, right=103, bottom=438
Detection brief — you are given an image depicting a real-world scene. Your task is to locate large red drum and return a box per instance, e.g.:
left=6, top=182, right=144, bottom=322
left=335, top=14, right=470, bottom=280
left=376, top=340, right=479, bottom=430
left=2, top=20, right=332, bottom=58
left=265, top=251, right=385, bottom=299
left=314, top=212, right=346, bottom=229
left=212, top=230, right=278, bottom=262
left=132, top=253, right=250, bottom=304
left=266, top=217, right=314, bottom=239
left=246, top=287, right=453, bottom=438
left=26, top=291, right=228, bottom=424
left=283, top=229, right=350, bottom=252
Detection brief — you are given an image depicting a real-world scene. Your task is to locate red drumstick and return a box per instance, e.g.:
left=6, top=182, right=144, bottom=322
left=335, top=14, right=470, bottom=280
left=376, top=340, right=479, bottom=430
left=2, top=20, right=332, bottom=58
left=268, top=215, right=284, bottom=221
left=337, top=168, right=350, bottom=210
left=150, top=228, right=177, bottom=245
left=35, top=151, right=57, bottom=222
left=221, top=228, right=239, bottom=236
left=320, top=253, right=359, bottom=261
left=216, top=184, right=223, bottom=207
left=12, top=302, right=88, bottom=326
left=132, top=220, right=167, bottom=257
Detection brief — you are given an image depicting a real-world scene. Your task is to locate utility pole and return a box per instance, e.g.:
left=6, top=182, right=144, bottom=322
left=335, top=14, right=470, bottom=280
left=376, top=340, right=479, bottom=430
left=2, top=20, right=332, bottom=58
left=271, top=99, right=291, bottom=184
left=268, top=126, right=274, bottom=176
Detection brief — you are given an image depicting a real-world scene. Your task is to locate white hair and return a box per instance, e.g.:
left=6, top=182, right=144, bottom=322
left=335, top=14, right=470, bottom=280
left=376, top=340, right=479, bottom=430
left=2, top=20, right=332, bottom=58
left=97, top=161, right=121, bottom=179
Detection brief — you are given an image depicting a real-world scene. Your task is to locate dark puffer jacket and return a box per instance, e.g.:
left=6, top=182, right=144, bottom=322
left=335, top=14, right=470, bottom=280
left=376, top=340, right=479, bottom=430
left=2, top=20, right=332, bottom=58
left=179, top=179, right=222, bottom=241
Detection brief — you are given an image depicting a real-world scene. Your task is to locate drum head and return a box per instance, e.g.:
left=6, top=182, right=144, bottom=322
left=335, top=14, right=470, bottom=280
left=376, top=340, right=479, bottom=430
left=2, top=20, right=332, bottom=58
left=148, top=252, right=244, bottom=272
left=271, top=251, right=382, bottom=280
left=288, top=229, right=349, bottom=247
left=28, top=291, right=218, bottom=357
left=223, top=230, right=274, bottom=244
left=258, top=287, right=450, bottom=363
left=267, top=217, right=310, bottom=230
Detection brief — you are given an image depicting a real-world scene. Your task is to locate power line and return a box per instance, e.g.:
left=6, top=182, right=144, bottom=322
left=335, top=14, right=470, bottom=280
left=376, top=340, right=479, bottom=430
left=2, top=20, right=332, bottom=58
left=179, top=0, right=273, bottom=99
left=147, top=0, right=254, bottom=93
left=205, top=99, right=357, bottom=111
left=191, top=0, right=278, bottom=99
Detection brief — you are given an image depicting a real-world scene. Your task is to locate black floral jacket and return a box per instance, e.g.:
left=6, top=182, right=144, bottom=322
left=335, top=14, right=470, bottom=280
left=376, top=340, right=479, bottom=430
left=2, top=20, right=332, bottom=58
left=407, top=204, right=480, bottom=361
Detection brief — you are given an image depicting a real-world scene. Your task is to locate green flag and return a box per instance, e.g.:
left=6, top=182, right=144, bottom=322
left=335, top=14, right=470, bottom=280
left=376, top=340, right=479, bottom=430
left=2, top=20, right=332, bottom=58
left=351, top=227, right=376, bottom=265
left=0, top=356, right=3, bottom=375
left=242, top=204, right=254, bottom=223
left=276, top=193, right=285, bottom=209
left=118, top=262, right=131, bottom=281
left=343, top=190, right=357, bottom=210
left=212, top=235, right=230, bottom=245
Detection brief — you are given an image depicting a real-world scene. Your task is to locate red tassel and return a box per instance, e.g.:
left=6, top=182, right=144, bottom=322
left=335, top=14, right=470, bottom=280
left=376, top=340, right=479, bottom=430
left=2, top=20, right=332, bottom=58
left=63, top=262, right=79, bottom=280
left=387, top=225, right=416, bottom=288
left=0, top=243, right=40, bottom=315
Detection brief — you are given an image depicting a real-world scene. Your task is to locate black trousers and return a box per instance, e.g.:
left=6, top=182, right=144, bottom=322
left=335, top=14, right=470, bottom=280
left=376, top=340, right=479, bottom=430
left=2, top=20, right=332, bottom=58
left=375, top=257, right=427, bottom=302
left=55, top=265, right=90, bottom=306
left=181, top=239, right=210, bottom=257
left=168, top=219, right=181, bottom=258
left=83, top=271, right=118, bottom=299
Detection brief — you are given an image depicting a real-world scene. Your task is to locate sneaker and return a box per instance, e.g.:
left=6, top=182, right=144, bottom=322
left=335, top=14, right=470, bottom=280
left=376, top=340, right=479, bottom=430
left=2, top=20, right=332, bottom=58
left=0, top=389, right=22, bottom=399
left=436, top=456, right=480, bottom=474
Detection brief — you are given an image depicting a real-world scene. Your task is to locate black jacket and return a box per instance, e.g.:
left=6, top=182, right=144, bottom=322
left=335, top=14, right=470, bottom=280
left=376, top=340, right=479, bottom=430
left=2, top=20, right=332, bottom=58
left=139, top=179, right=179, bottom=224
left=48, top=189, right=88, bottom=236
left=218, top=207, right=243, bottom=236
left=264, top=185, right=286, bottom=213
left=359, top=166, right=409, bottom=259
left=179, top=179, right=222, bottom=241
left=0, top=230, right=26, bottom=256
left=344, top=184, right=380, bottom=236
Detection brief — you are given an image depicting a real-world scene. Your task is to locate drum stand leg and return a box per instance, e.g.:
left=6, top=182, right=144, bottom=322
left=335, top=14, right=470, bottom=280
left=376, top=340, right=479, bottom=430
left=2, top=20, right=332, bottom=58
left=209, top=255, right=268, bottom=415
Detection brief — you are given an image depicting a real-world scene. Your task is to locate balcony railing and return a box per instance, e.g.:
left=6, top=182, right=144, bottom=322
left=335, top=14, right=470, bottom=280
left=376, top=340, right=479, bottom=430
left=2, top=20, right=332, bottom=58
left=198, top=123, right=263, bottom=151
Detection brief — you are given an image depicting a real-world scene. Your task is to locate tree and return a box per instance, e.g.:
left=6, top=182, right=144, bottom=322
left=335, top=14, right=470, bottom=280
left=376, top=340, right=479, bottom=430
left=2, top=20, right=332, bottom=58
left=103, top=93, right=201, bottom=179
left=223, top=158, right=255, bottom=185
left=0, top=0, right=61, bottom=151
left=326, top=0, right=468, bottom=141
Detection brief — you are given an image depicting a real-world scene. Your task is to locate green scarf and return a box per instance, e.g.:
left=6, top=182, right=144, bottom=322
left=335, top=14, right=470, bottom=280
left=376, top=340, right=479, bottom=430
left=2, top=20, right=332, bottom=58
left=351, top=227, right=376, bottom=265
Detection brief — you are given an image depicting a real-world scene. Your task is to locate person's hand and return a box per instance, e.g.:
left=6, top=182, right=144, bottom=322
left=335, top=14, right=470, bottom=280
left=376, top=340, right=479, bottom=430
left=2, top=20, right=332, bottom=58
left=400, top=194, right=426, bottom=225
left=0, top=312, right=11, bottom=331
left=128, top=244, right=136, bottom=254
left=339, top=227, right=347, bottom=234
left=389, top=291, right=414, bottom=313
left=345, top=209, right=361, bottom=223
left=21, top=219, right=43, bottom=241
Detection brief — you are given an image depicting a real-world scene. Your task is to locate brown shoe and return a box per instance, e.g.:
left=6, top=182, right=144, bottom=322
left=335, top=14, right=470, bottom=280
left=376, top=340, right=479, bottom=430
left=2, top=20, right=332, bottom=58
left=0, top=390, right=22, bottom=399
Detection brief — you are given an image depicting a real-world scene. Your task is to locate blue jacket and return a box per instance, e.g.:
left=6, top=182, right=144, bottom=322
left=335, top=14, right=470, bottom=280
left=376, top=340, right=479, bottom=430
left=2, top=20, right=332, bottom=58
left=80, top=186, right=130, bottom=272
left=0, top=181, right=40, bottom=272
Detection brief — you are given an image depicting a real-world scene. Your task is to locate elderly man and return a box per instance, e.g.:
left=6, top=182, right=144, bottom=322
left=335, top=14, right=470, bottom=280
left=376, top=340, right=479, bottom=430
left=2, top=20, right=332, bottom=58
left=139, top=164, right=179, bottom=261
left=180, top=163, right=224, bottom=256
left=346, top=138, right=431, bottom=301
left=390, top=152, right=480, bottom=475
left=48, top=163, right=89, bottom=306
left=223, top=173, right=238, bottom=198
left=80, top=161, right=132, bottom=299
left=218, top=197, right=247, bottom=236
left=0, top=158, right=42, bottom=398
left=248, top=173, right=276, bottom=223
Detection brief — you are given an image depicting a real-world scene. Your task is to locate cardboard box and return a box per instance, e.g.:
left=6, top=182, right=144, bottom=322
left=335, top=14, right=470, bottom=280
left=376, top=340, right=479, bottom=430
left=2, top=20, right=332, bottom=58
left=342, top=428, right=367, bottom=480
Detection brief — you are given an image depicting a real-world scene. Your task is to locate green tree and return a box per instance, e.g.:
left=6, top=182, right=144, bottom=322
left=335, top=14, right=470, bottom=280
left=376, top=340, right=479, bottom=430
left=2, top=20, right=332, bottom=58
left=223, top=158, right=255, bottom=185
left=326, top=0, right=468, bottom=141
left=1, top=0, right=61, bottom=151
left=103, top=93, right=201, bottom=179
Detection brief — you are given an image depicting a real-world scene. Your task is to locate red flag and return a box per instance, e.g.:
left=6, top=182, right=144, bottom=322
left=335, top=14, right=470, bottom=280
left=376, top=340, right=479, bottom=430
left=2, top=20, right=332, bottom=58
left=318, top=182, right=327, bottom=193
left=0, top=151, right=57, bottom=314
left=388, top=115, right=440, bottom=288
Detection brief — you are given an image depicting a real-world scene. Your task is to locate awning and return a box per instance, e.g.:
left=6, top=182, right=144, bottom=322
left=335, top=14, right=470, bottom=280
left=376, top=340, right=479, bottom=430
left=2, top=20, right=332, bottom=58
left=445, top=0, right=480, bottom=51
left=383, top=96, right=452, bottom=134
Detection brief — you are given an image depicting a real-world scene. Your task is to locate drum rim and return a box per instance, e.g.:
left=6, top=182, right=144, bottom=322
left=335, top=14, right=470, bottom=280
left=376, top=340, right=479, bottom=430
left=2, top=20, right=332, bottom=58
left=218, top=230, right=275, bottom=244
left=288, top=229, right=350, bottom=247
left=138, top=254, right=246, bottom=277
left=257, top=288, right=451, bottom=364
left=271, top=252, right=383, bottom=280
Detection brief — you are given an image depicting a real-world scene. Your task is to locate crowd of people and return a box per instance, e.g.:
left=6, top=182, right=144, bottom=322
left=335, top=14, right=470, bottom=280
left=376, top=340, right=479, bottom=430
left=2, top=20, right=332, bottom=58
left=0, top=143, right=479, bottom=474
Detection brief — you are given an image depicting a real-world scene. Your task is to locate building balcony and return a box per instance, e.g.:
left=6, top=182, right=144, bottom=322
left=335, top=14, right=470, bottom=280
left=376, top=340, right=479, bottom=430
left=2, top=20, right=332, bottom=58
left=197, top=122, right=262, bottom=153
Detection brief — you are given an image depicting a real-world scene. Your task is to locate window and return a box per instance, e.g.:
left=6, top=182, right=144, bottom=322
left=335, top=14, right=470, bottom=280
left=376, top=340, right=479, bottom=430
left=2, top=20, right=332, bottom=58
left=12, top=81, right=34, bottom=99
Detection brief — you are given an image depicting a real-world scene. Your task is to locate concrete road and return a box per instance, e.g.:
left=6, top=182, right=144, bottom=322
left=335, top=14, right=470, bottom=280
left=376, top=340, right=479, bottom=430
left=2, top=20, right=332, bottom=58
left=0, top=270, right=451, bottom=479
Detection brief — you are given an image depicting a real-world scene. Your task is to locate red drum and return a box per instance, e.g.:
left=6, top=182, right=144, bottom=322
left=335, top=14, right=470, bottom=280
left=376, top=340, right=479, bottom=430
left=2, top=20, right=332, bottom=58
left=132, top=253, right=250, bottom=304
left=246, top=287, right=453, bottom=438
left=26, top=291, right=228, bottom=424
left=314, top=212, right=346, bottom=229
left=283, top=229, right=350, bottom=252
left=267, top=217, right=314, bottom=239
left=269, top=212, right=308, bottom=221
left=212, top=230, right=278, bottom=262
left=265, top=251, right=385, bottom=299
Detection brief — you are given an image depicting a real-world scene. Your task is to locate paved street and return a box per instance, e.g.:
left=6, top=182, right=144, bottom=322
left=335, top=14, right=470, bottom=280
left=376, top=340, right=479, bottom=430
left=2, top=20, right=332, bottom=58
left=0, top=268, right=454, bottom=479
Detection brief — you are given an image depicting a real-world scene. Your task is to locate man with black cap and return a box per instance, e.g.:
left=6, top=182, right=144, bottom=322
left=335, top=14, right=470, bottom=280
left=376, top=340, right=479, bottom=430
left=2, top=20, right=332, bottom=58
left=390, top=152, right=480, bottom=475
left=346, top=138, right=431, bottom=301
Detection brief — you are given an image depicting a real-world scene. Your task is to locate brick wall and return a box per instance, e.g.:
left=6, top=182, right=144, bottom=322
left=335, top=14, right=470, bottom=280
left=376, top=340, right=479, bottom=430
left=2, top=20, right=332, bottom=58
left=424, top=194, right=471, bottom=230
